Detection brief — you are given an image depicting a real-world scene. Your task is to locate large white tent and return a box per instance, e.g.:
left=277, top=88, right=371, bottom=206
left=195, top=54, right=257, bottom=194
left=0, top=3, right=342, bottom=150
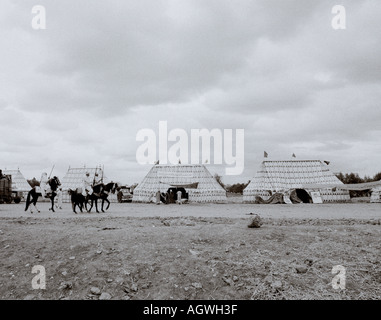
left=243, top=160, right=350, bottom=203
left=132, top=164, right=227, bottom=203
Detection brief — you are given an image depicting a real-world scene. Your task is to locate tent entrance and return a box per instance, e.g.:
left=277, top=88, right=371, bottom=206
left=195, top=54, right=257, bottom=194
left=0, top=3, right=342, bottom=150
left=166, top=187, right=189, bottom=203
left=295, top=189, right=312, bottom=203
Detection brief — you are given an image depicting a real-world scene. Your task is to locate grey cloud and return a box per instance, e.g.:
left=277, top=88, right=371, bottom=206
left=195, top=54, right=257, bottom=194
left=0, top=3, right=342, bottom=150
left=15, top=0, right=328, bottom=115
left=1, top=0, right=381, bottom=184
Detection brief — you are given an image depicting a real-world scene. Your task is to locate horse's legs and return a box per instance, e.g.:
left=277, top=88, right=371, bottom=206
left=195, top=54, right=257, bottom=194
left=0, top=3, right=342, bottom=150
left=101, top=199, right=105, bottom=213
left=29, top=199, right=34, bottom=214
left=49, top=196, right=55, bottom=212
left=89, top=196, right=94, bottom=212
left=33, top=196, right=40, bottom=213
left=95, top=199, right=99, bottom=213
left=33, top=204, right=40, bottom=213
left=84, top=195, right=89, bottom=212
left=25, top=190, right=39, bottom=213
left=77, top=196, right=83, bottom=213
left=52, top=195, right=56, bottom=212
left=25, top=191, right=31, bottom=212
left=87, top=198, right=93, bottom=212
left=105, top=197, right=110, bottom=210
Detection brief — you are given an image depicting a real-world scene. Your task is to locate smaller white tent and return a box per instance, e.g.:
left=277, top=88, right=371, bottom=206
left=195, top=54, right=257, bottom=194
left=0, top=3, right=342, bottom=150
left=60, top=166, right=117, bottom=203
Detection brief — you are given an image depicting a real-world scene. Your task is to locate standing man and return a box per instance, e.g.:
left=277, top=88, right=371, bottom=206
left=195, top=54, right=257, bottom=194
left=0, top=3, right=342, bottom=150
left=168, top=189, right=175, bottom=204
left=176, top=190, right=182, bottom=204
left=155, top=190, right=161, bottom=204
left=55, top=187, right=63, bottom=209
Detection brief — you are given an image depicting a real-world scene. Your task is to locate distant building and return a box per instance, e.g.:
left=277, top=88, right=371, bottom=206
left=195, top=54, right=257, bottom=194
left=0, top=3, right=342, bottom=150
left=3, top=169, right=31, bottom=201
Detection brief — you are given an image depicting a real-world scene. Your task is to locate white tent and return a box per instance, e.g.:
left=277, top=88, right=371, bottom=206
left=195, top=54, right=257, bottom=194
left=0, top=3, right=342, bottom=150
left=132, top=164, right=227, bottom=203
left=243, top=160, right=350, bottom=203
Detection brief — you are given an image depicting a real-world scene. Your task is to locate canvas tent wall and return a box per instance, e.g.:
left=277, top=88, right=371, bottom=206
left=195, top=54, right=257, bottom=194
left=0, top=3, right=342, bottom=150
left=132, top=164, right=227, bottom=203
left=60, top=167, right=117, bottom=203
left=344, top=181, right=381, bottom=203
left=370, top=186, right=381, bottom=203
left=3, top=169, right=31, bottom=200
left=303, top=180, right=381, bottom=203
left=243, top=160, right=350, bottom=203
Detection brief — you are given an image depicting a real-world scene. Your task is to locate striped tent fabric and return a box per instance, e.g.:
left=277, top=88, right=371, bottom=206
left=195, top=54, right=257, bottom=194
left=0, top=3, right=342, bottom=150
left=3, top=169, right=31, bottom=200
left=243, top=160, right=350, bottom=203
left=132, top=164, right=227, bottom=203
left=60, top=167, right=117, bottom=203
left=370, top=186, right=381, bottom=203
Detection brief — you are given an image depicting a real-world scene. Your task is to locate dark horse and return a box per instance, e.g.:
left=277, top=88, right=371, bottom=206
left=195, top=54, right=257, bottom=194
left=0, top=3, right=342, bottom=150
left=86, top=182, right=118, bottom=213
left=25, top=176, right=61, bottom=213
left=68, top=188, right=87, bottom=214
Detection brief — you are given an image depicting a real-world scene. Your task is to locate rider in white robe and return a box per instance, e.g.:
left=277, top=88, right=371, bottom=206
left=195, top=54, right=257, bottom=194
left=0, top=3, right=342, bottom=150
left=92, top=173, right=103, bottom=196
left=82, top=172, right=93, bottom=196
left=93, top=173, right=103, bottom=186
left=40, top=172, right=50, bottom=198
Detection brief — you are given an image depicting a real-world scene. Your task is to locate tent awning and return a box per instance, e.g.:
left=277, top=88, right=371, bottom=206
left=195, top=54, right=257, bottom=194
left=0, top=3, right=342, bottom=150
left=302, top=180, right=381, bottom=191
left=159, top=181, right=199, bottom=189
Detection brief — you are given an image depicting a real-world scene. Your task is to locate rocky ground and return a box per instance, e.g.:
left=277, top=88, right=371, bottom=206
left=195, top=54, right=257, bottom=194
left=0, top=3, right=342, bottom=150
left=0, top=202, right=380, bottom=300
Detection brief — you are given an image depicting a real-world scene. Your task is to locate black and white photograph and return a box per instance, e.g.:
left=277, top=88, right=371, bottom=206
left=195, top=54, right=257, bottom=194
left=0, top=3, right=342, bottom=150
left=1, top=0, right=380, bottom=309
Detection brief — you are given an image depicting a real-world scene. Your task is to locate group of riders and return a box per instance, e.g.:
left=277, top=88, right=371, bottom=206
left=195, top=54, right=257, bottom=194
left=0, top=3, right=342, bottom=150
left=39, top=171, right=104, bottom=199
left=19, top=167, right=116, bottom=214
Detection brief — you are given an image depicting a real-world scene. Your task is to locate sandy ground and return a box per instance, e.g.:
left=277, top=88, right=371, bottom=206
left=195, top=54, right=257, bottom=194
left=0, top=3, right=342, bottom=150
left=0, top=200, right=380, bottom=300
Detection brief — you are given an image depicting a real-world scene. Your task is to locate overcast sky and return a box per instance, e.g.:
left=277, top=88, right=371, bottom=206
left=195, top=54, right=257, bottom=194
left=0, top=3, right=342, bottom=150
left=1, top=0, right=381, bottom=185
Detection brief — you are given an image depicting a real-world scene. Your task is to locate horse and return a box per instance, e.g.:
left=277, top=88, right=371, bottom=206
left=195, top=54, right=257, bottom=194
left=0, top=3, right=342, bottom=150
left=85, top=182, right=118, bottom=213
left=67, top=188, right=87, bottom=214
left=25, top=176, right=61, bottom=213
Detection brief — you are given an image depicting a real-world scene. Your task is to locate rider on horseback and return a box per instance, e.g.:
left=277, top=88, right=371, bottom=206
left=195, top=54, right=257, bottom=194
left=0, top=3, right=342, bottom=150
left=40, top=172, right=51, bottom=198
left=92, top=172, right=103, bottom=197
left=82, top=172, right=93, bottom=197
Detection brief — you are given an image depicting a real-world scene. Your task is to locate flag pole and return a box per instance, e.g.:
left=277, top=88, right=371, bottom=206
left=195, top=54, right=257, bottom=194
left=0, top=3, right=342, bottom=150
left=48, top=164, right=55, bottom=179
left=93, top=166, right=98, bottom=186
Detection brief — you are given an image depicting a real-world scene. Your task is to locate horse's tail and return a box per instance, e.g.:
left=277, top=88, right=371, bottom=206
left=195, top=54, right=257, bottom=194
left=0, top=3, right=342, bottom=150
left=25, top=190, right=32, bottom=211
